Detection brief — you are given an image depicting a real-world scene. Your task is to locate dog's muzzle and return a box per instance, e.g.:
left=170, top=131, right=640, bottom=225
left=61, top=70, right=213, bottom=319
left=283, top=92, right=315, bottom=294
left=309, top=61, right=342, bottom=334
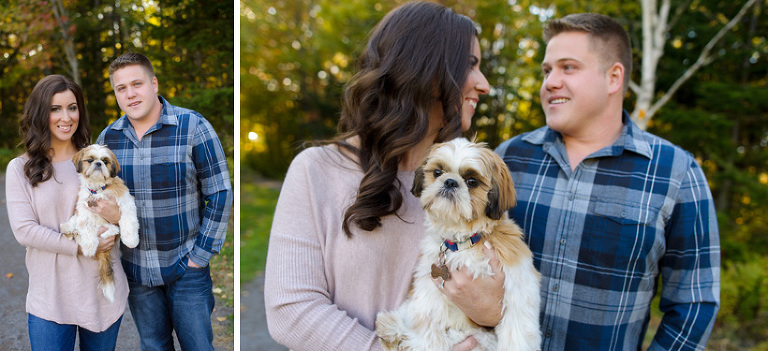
left=438, top=178, right=460, bottom=197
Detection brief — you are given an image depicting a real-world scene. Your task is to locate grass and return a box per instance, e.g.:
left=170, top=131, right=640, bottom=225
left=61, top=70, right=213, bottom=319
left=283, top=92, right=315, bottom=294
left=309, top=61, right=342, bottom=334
left=207, top=157, right=236, bottom=348
left=239, top=181, right=280, bottom=284
left=210, top=220, right=235, bottom=350
left=211, top=220, right=235, bottom=307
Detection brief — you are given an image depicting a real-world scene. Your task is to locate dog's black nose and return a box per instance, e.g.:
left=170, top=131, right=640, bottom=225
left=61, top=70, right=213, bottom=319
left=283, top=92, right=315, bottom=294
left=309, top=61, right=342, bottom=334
left=444, top=178, right=459, bottom=189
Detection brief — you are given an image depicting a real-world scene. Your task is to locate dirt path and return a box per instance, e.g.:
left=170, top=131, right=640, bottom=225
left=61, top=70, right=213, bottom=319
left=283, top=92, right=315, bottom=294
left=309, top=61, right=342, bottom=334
left=240, top=273, right=287, bottom=351
left=0, top=172, right=233, bottom=350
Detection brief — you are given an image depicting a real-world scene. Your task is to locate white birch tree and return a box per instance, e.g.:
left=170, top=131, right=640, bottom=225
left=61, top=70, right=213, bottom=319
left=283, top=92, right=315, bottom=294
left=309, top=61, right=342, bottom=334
left=629, top=0, right=760, bottom=130
left=50, top=0, right=80, bottom=84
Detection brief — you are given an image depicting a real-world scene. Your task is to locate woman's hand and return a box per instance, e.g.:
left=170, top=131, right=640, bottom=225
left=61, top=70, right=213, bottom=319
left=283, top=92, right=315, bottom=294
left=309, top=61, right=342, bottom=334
left=77, top=228, right=118, bottom=255
left=434, top=241, right=505, bottom=327
left=87, top=195, right=121, bottom=224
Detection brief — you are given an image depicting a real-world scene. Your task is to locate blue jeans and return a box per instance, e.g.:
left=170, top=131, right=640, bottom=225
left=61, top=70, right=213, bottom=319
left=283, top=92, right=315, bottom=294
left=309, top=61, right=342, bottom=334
left=127, top=265, right=215, bottom=351
left=28, top=313, right=122, bottom=351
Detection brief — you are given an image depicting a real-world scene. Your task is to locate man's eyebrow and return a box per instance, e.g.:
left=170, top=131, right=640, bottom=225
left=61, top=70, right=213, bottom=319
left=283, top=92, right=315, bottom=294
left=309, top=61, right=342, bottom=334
left=114, top=79, right=143, bottom=87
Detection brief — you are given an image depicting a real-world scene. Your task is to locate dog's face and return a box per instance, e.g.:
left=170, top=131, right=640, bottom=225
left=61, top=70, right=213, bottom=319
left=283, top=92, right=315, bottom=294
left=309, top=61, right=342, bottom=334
left=72, top=144, right=120, bottom=184
left=412, top=138, right=516, bottom=227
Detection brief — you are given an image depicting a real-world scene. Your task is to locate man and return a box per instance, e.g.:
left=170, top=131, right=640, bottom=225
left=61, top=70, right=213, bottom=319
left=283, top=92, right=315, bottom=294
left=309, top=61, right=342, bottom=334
left=97, top=52, right=233, bottom=350
left=495, top=13, right=720, bottom=350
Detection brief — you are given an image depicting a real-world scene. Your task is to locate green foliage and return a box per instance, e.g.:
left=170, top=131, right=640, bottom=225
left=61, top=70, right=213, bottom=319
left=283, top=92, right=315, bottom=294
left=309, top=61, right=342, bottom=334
left=240, top=0, right=387, bottom=177
left=0, top=148, right=21, bottom=170
left=716, top=256, right=768, bottom=348
left=1, top=0, right=234, bottom=153
left=239, top=179, right=281, bottom=283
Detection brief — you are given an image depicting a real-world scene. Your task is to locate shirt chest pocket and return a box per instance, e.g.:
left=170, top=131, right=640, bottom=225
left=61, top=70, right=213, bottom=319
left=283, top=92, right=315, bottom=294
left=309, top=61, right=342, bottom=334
left=149, top=152, right=191, bottom=192
left=151, top=152, right=185, bottom=165
left=580, top=202, right=661, bottom=272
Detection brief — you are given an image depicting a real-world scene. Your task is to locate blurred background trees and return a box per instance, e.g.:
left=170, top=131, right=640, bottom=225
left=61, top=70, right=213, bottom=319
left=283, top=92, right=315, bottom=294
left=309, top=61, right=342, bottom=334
left=1, top=0, right=234, bottom=158
left=241, top=0, right=767, bottom=349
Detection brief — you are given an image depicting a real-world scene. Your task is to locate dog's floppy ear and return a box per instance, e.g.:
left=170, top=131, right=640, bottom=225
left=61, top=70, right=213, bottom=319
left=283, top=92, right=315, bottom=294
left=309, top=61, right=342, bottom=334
left=105, top=146, right=120, bottom=177
left=411, top=165, right=425, bottom=197
left=72, top=148, right=86, bottom=173
left=484, top=149, right=516, bottom=220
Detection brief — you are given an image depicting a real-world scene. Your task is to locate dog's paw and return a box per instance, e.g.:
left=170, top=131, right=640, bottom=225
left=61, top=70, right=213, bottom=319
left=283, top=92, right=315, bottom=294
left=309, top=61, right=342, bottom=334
left=119, top=221, right=140, bottom=248
left=376, top=312, right=407, bottom=350
left=60, top=221, right=75, bottom=235
left=118, top=213, right=140, bottom=248
left=121, top=233, right=139, bottom=248
left=100, top=224, right=120, bottom=239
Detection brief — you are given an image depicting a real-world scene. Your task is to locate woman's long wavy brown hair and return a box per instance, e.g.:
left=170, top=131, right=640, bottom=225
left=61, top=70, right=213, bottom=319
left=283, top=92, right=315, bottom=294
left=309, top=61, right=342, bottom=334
left=19, top=75, right=91, bottom=187
left=333, top=1, right=478, bottom=237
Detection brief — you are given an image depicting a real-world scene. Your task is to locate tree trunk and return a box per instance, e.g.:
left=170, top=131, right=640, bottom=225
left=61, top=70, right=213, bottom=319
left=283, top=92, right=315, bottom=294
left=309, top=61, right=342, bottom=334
left=630, top=0, right=759, bottom=130
left=50, top=0, right=80, bottom=84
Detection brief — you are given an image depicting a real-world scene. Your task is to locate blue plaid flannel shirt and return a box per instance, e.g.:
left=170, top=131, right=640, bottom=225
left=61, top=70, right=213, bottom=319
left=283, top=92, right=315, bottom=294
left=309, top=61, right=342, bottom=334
left=97, top=96, right=232, bottom=287
left=495, top=112, right=720, bottom=350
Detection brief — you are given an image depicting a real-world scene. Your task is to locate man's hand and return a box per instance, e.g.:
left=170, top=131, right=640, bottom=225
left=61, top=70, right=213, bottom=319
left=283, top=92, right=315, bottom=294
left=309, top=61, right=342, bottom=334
left=433, top=241, right=505, bottom=327
left=78, top=228, right=118, bottom=255
left=452, top=336, right=479, bottom=351
left=87, top=195, right=121, bottom=224
left=188, top=258, right=205, bottom=268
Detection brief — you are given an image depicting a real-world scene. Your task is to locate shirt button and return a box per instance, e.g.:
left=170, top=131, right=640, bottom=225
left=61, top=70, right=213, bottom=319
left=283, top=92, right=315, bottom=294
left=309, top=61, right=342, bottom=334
left=569, top=192, right=575, bottom=200
left=560, top=238, right=566, bottom=245
left=544, top=331, right=552, bottom=338
left=552, top=284, right=559, bottom=292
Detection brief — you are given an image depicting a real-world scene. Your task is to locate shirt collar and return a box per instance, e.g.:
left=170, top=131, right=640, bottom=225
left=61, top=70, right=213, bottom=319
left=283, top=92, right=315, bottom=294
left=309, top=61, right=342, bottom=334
left=522, top=110, right=653, bottom=160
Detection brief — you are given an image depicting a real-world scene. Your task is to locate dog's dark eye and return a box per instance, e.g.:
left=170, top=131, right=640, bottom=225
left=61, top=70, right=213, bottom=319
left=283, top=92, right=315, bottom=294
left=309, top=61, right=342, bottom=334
left=86, top=158, right=94, bottom=163
left=433, top=169, right=443, bottom=178
left=102, top=158, right=110, bottom=164
left=465, top=178, right=479, bottom=188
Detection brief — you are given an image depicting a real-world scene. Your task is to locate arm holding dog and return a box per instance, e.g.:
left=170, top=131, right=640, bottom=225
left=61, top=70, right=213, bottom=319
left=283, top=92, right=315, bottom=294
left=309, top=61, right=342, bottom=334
left=75, top=231, right=118, bottom=255
left=265, top=148, right=392, bottom=351
left=6, top=157, right=79, bottom=256
left=437, top=242, right=505, bottom=327
left=87, top=195, right=121, bottom=224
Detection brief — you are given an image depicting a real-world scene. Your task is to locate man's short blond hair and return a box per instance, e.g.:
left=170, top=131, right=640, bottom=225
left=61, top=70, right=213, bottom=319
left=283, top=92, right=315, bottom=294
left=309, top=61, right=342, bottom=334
left=544, top=13, right=632, bottom=94
left=108, top=52, right=156, bottom=86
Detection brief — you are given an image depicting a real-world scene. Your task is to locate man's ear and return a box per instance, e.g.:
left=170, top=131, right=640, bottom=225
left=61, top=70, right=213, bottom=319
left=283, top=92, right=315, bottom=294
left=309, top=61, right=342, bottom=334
left=607, top=62, right=624, bottom=95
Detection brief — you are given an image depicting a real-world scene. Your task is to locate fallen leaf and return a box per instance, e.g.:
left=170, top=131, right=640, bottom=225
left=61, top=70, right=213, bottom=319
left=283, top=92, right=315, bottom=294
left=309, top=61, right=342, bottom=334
left=216, top=316, right=227, bottom=322
left=5, top=273, right=13, bottom=279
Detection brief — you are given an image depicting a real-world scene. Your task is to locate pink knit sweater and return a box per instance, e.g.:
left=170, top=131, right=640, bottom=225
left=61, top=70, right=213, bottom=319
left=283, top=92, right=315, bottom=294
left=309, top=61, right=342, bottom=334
left=5, top=156, right=128, bottom=332
left=265, top=145, right=424, bottom=351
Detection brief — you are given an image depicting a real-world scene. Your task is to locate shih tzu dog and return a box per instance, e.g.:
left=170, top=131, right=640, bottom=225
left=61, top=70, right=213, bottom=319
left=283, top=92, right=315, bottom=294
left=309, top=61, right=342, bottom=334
left=376, top=137, right=541, bottom=351
left=60, top=144, right=139, bottom=302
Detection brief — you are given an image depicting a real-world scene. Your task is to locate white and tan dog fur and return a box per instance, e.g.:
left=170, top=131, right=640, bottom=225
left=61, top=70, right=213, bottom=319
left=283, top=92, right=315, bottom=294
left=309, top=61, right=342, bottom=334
left=376, top=137, right=541, bottom=351
left=61, top=144, right=139, bottom=302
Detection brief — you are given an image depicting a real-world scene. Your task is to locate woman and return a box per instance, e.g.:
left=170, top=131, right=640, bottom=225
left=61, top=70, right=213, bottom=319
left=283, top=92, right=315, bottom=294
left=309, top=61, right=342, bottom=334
left=264, top=2, right=503, bottom=350
left=6, top=75, right=127, bottom=350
